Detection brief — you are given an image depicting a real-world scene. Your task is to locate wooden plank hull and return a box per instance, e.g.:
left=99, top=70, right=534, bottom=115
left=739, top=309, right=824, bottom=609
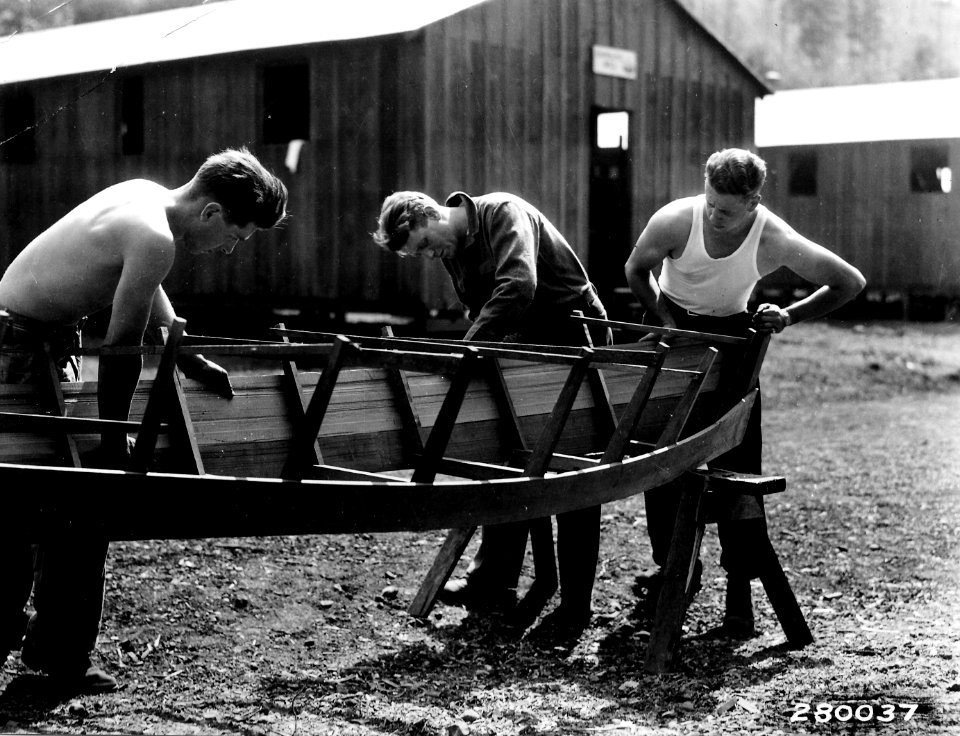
left=2, top=391, right=755, bottom=542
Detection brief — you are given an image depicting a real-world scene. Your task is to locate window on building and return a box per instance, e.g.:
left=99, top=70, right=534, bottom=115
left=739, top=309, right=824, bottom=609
left=0, top=89, right=37, bottom=164
left=262, top=63, right=310, bottom=144
left=120, top=76, right=144, bottom=155
left=910, top=144, right=952, bottom=193
left=787, top=151, right=817, bottom=196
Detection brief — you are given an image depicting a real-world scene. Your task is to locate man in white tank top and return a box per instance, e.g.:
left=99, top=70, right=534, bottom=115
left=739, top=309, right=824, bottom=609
left=624, top=148, right=865, bottom=637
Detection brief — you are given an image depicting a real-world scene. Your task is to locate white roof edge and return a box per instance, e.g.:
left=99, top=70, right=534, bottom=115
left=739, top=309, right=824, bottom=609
left=0, top=0, right=489, bottom=86
left=755, top=77, right=960, bottom=147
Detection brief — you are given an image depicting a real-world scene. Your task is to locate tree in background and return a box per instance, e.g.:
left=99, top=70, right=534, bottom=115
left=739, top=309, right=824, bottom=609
left=4, top=0, right=959, bottom=89
left=676, top=0, right=960, bottom=88
left=0, top=0, right=75, bottom=36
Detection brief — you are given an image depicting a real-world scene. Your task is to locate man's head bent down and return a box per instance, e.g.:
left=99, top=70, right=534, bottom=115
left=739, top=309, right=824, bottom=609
left=373, top=191, right=443, bottom=253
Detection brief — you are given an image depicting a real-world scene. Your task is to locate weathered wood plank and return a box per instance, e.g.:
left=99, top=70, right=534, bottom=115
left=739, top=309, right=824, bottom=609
left=644, top=481, right=707, bottom=674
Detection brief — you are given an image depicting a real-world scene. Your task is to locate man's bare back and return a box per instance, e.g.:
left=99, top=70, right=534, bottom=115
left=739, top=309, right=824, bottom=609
left=0, top=180, right=175, bottom=325
left=0, top=147, right=289, bottom=694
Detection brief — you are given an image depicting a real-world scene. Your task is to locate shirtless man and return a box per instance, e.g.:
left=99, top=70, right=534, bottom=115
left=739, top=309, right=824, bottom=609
left=624, top=147, right=864, bottom=636
left=0, top=146, right=288, bottom=691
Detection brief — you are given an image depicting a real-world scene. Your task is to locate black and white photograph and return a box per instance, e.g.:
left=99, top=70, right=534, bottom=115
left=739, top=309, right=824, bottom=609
left=1, top=1, right=958, bottom=734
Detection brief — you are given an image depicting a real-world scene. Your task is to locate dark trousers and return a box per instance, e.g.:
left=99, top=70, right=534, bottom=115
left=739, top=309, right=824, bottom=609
left=0, top=311, right=108, bottom=661
left=465, top=506, right=601, bottom=613
left=465, top=297, right=610, bottom=615
left=0, top=538, right=109, bottom=660
left=643, top=296, right=775, bottom=580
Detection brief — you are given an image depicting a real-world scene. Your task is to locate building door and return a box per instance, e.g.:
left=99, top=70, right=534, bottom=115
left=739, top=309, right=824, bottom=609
left=588, top=107, right=632, bottom=319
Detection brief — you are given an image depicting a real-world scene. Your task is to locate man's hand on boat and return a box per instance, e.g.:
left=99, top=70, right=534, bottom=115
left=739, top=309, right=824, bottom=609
left=176, top=354, right=235, bottom=399
left=752, top=303, right=792, bottom=334
left=92, top=433, right=137, bottom=471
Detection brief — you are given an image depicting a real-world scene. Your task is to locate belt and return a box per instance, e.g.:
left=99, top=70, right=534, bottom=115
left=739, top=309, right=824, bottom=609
left=681, top=308, right=745, bottom=319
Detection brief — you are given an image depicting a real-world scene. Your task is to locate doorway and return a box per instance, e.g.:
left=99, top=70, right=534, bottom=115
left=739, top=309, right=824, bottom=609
left=588, top=107, right=632, bottom=319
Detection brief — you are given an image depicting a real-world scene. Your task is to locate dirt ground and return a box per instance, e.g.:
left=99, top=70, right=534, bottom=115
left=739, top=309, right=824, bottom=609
left=2, top=320, right=959, bottom=735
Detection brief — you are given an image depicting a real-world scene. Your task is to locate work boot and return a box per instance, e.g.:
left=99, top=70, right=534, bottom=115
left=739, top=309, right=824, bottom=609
left=437, top=578, right=517, bottom=614
left=721, top=575, right=756, bottom=639
left=526, top=604, right=592, bottom=646
left=20, top=643, right=118, bottom=694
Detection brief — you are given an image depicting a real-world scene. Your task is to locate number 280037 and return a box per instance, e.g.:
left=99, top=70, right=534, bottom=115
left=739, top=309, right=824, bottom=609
left=789, top=702, right=918, bottom=723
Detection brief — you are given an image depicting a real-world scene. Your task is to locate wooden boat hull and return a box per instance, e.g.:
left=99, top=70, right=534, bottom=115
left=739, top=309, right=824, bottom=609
left=1, top=390, right=754, bottom=541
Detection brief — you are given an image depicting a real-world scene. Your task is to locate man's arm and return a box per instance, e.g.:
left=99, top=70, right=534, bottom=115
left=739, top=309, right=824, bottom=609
left=464, top=202, right=538, bottom=342
left=754, top=217, right=866, bottom=332
left=147, top=287, right=234, bottom=398
left=624, top=205, right=687, bottom=328
left=98, top=243, right=173, bottom=465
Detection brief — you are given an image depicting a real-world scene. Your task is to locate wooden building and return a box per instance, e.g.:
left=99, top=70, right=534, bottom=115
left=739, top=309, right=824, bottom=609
left=756, top=78, right=960, bottom=316
left=0, top=0, right=768, bottom=334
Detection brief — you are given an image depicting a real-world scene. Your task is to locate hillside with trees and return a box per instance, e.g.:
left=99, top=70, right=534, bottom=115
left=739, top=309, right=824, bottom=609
left=676, top=0, right=960, bottom=88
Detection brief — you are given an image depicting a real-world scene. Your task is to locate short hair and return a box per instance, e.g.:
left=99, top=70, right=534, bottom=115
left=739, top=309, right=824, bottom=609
left=373, top=191, right=441, bottom=252
left=193, top=146, right=288, bottom=228
left=704, top=148, right=767, bottom=198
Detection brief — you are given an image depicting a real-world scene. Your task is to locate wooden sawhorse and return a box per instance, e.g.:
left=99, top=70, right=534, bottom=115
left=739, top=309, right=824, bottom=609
left=644, top=468, right=815, bottom=673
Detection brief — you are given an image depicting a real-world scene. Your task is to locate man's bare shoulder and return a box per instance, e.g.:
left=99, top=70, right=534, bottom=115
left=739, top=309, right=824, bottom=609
left=85, top=180, right=175, bottom=246
left=644, top=196, right=697, bottom=242
left=756, top=206, right=829, bottom=273
left=757, top=207, right=808, bottom=253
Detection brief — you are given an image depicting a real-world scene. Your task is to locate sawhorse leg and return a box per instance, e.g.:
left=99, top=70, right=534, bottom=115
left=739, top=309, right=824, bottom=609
left=644, top=483, right=706, bottom=674
left=645, top=471, right=814, bottom=673
left=760, top=552, right=814, bottom=647
left=410, top=352, right=592, bottom=619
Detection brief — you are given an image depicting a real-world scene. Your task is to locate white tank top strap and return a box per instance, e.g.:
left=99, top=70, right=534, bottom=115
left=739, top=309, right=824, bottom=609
left=659, top=195, right=766, bottom=316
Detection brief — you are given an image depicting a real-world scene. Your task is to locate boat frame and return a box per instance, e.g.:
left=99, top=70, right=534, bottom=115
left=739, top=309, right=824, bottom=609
left=0, top=311, right=813, bottom=672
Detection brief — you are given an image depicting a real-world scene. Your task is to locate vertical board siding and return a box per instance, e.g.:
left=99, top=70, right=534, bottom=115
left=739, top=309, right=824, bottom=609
left=521, top=2, right=544, bottom=202
left=317, top=49, right=343, bottom=301
left=0, top=0, right=766, bottom=319
left=760, top=139, right=960, bottom=297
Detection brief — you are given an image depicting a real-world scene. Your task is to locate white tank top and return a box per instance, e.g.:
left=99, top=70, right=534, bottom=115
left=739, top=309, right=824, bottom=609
left=660, top=195, right=767, bottom=316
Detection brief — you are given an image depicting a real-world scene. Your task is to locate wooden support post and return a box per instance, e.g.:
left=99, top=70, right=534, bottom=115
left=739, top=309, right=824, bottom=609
left=759, top=555, right=815, bottom=648
left=281, top=335, right=352, bottom=481
left=411, top=348, right=479, bottom=484
left=409, top=350, right=594, bottom=619
left=519, top=352, right=594, bottom=614
left=636, top=348, right=725, bottom=675
left=277, top=322, right=324, bottom=468
left=644, top=480, right=707, bottom=674
left=523, top=351, right=594, bottom=474
left=165, top=370, right=206, bottom=475
left=572, top=311, right=618, bottom=437
left=407, top=348, right=482, bottom=617
left=39, top=341, right=82, bottom=467
left=381, top=326, right=425, bottom=461
left=485, top=357, right=558, bottom=605
left=130, top=318, right=187, bottom=473
left=600, top=339, right=670, bottom=464
left=645, top=468, right=813, bottom=672
left=654, top=348, right=717, bottom=449
left=407, top=529, right=479, bottom=618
